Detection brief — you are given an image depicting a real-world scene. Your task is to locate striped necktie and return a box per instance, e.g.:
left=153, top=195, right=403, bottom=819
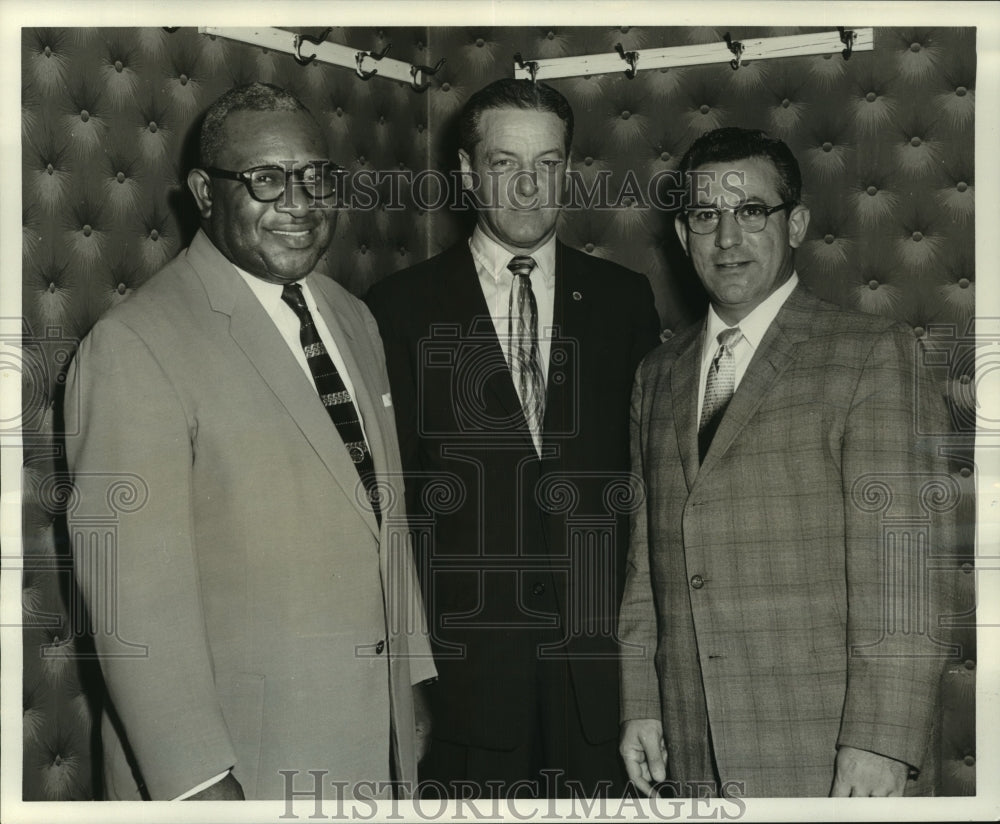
left=698, top=326, right=742, bottom=463
left=507, top=255, right=546, bottom=455
left=281, top=282, right=381, bottom=526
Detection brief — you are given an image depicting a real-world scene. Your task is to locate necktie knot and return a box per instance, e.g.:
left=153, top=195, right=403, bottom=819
left=716, top=326, right=742, bottom=350
left=507, top=256, right=537, bottom=279
left=280, top=282, right=309, bottom=321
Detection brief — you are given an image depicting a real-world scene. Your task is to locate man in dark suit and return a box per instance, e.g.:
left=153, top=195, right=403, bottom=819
left=367, top=78, right=660, bottom=798
left=65, top=82, right=433, bottom=801
left=619, top=127, right=955, bottom=797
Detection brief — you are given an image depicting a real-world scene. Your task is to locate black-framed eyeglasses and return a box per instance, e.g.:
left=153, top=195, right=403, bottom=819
left=684, top=201, right=795, bottom=235
left=205, top=162, right=344, bottom=203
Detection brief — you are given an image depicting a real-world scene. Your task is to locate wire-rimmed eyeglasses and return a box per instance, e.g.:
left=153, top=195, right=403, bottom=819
left=684, top=201, right=795, bottom=235
left=205, top=162, right=343, bottom=203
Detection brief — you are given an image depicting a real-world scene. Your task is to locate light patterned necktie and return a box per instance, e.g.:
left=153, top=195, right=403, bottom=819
left=507, top=255, right=546, bottom=455
left=698, top=326, right=742, bottom=462
left=281, top=282, right=381, bottom=526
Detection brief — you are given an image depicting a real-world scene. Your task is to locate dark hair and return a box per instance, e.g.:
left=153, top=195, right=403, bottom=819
left=677, top=127, right=802, bottom=205
left=199, top=82, right=313, bottom=168
left=458, top=78, right=574, bottom=158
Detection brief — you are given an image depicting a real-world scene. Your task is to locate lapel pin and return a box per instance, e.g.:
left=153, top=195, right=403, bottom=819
left=572, top=291, right=582, bottom=301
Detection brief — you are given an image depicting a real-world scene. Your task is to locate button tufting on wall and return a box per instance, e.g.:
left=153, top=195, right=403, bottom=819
left=781, top=98, right=790, bottom=108
left=584, top=156, right=593, bottom=166
left=54, top=755, right=63, bottom=766
left=660, top=151, right=670, bottom=161
left=865, top=91, right=877, bottom=102
left=956, top=85, right=967, bottom=97
left=620, top=26, right=630, bottom=33
left=662, top=329, right=673, bottom=340
left=547, top=31, right=556, bottom=40
left=360, top=243, right=368, bottom=254
left=910, top=42, right=921, bottom=52
left=43, top=45, right=52, bottom=57
left=961, top=562, right=973, bottom=574
left=584, top=242, right=594, bottom=253
left=335, top=107, right=343, bottom=117
left=148, top=121, right=158, bottom=133
left=959, top=373, right=971, bottom=384
left=45, top=164, right=54, bottom=175
left=149, top=229, right=159, bottom=241
left=913, top=326, right=925, bottom=337
left=114, top=60, right=124, bottom=72
left=48, top=282, right=56, bottom=293
left=475, top=38, right=485, bottom=47
left=379, top=115, right=385, bottom=125
left=960, top=466, right=972, bottom=477
left=963, top=755, right=975, bottom=767
left=912, top=231, right=923, bottom=242
left=116, top=171, right=125, bottom=183
left=868, top=279, right=879, bottom=290
left=824, top=234, right=835, bottom=244
left=958, top=277, right=970, bottom=288
left=179, top=74, right=189, bottom=85
left=866, top=185, right=878, bottom=196
left=80, top=110, right=89, bottom=122
left=441, top=82, right=451, bottom=92
left=117, top=283, right=127, bottom=294
left=358, top=155, right=366, bottom=165
left=910, top=136, right=922, bottom=147
left=964, top=658, right=976, bottom=668
left=621, top=110, right=631, bottom=120
left=82, top=225, right=92, bottom=237
left=957, top=181, right=968, bottom=192
left=822, top=141, right=833, bottom=152
left=699, top=104, right=710, bottom=115
left=417, top=123, right=424, bottom=132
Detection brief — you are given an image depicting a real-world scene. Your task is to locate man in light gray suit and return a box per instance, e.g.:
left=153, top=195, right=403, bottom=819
left=65, top=82, right=434, bottom=801
left=619, top=127, right=955, bottom=798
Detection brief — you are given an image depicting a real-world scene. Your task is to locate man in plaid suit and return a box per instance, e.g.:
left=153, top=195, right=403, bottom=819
left=618, top=127, right=955, bottom=797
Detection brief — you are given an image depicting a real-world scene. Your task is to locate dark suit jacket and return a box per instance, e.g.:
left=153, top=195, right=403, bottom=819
left=367, top=239, right=660, bottom=750
left=620, top=283, right=957, bottom=796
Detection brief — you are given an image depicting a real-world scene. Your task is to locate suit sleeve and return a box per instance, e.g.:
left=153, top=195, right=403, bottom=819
left=837, top=325, right=956, bottom=771
left=64, top=319, right=237, bottom=799
left=618, top=360, right=663, bottom=722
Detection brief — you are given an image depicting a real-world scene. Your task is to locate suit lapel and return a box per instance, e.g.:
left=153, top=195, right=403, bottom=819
left=309, top=285, right=383, bottom=536
left=189, top=231, right=379, bottom=536
left=543, top=243, right=587, bottom=447
left=695, top=286, right=812, bottom=480
left=439, top=244, right=535, bottom=451
left=670, top=325, right=704, bottom=492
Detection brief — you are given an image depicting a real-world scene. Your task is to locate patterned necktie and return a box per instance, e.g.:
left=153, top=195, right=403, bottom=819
left=698, top=326, right=742, bottom=463
left=281, top=282, right=381, bottom=526
left=507, top=255, right=546, bottom=455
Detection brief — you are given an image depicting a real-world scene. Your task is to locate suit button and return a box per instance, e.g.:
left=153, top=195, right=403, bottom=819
left=532, top=582, right=546, bottom=596
left=690, top=575, right=704, bottom=589
left=375, top=640, right=386, bottom=654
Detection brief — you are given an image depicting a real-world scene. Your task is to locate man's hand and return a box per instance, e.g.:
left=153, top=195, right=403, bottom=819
left=830, top=746, right=908, bottom=797
left=184, top=773, right=245, bottom=800
left=413, top=682, right=432, bottom=763
left=620, top=718, right=667, bottom=796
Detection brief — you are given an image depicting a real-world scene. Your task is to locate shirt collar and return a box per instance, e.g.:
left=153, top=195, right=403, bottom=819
left=234, top=265, right=311, bottom=312
left=469, top=226, right=557, bottom=286
left=705, top=271, right=799, bottom=352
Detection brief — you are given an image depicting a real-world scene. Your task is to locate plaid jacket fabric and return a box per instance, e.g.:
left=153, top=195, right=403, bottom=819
left=619, top=284, right=956, bottom=797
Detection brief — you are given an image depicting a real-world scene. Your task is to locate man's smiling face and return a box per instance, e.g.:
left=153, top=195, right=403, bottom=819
left=196, top=109, right=335, bottom=284
left=675, top=155, right=809, bottom=325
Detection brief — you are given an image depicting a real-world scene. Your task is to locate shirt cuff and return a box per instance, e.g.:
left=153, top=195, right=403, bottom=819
left=172, top=770, right=230, bottom=800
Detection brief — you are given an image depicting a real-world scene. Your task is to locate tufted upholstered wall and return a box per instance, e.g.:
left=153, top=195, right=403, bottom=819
left=20, top=25, right=976, bottom=800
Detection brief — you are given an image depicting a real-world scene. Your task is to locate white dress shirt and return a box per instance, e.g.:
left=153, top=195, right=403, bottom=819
left=697, top=272, right=799, bottom=424
left=468, top=227, right=557, bottom=385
